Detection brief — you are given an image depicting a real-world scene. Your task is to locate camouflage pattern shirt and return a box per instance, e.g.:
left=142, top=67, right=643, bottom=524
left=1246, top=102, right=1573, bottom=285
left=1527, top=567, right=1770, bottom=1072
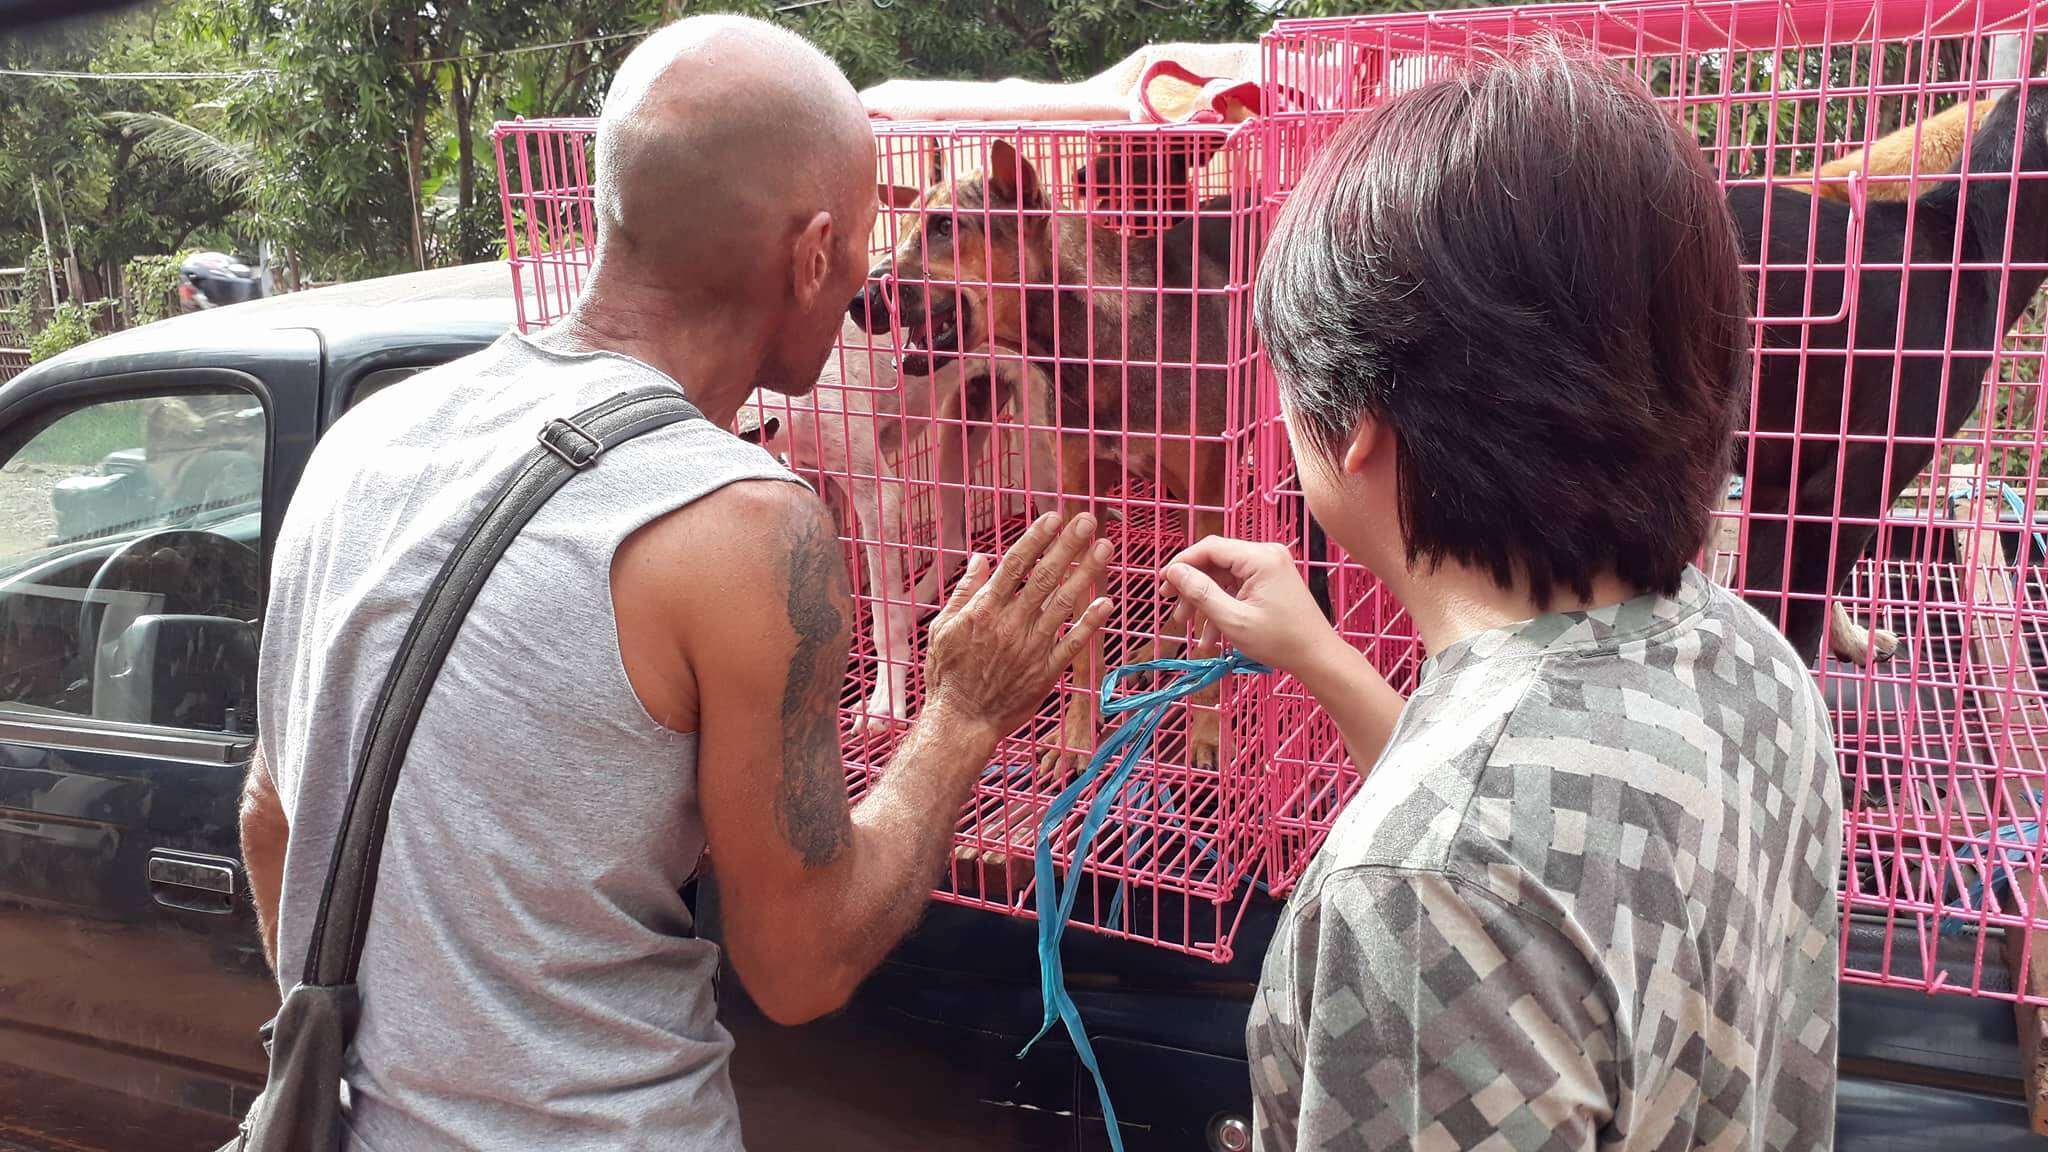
left=1249, top=568, right=1841, bottom=1152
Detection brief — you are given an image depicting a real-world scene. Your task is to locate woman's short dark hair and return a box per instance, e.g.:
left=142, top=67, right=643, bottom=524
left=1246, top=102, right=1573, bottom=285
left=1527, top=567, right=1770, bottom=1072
left=1257, top=43, right=1748, bottom=608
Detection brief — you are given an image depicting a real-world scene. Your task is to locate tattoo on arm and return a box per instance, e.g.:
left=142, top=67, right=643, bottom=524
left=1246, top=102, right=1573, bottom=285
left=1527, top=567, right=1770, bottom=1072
left=777, top=502, right=855, bottom=868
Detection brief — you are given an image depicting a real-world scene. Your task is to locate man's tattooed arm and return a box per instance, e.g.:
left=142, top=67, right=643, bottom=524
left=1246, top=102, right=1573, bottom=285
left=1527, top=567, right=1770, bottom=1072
left=773, top=501, right=987, bottom=971
left=684, top=481, right=1103, bottom=1025
left=776, top=504, right=854, bottom=868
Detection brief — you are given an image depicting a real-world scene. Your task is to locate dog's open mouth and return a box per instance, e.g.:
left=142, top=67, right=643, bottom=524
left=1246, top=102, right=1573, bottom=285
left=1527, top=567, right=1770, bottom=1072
left=898, top=309, right=964, bottom=377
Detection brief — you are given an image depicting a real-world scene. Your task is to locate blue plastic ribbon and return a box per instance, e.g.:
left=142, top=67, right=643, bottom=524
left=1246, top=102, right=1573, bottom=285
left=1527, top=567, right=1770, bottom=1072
left=1947, top=477, right=2048, bottom=561
left=1019, top=650, right=1271, bottom=1152
left=1941, top=789, right=2046, bottom=937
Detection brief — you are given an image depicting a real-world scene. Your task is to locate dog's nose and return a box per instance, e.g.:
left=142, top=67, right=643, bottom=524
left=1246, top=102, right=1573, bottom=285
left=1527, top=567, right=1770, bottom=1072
left=848, top=283, right=890, bottom=331
left=849, top=281, right=892, bottom=333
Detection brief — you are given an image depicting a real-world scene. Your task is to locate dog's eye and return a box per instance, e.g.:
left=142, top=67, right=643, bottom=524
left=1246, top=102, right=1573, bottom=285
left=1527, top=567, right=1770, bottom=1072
left=925, top=214, right=953, bottom=239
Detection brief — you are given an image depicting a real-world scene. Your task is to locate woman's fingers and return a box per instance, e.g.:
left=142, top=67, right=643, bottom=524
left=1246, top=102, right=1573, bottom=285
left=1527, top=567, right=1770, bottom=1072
left=1166, top=535, right=1278, bottom=582
left=1162, top=562, right=1246, bottom=634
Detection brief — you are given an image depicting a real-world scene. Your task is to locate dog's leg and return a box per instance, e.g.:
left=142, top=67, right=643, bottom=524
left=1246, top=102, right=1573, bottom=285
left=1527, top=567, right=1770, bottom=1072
left=952, top=430, right=1110, bottom=882
left=1827, top=598, right=1900, bottom=665
left=1034, top=430, right=1114, bottom=783
left=849, top=468, right=922, bottom=731
left=1021, top=367, right=1065, bottom=520
left=914, top=388, right=971, bottom=606
left=1171, top=438, right=1232, bottom=774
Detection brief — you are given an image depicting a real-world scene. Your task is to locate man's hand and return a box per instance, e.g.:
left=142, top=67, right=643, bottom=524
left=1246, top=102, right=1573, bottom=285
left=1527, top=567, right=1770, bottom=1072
left=924, top=511, right=1115, bottom=742
left=672, top=487, right=1118, bottom=1026
left=1162, top=537, right=1344, bottom=677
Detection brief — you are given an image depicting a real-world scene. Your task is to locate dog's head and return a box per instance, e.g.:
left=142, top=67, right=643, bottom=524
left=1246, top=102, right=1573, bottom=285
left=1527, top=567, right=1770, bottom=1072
left=849, top=141, right=1053, bottom=377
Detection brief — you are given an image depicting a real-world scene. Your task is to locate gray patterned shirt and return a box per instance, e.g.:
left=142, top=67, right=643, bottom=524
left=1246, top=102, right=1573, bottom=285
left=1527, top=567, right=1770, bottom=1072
left=1249, top=568, right=1841, bottom=1152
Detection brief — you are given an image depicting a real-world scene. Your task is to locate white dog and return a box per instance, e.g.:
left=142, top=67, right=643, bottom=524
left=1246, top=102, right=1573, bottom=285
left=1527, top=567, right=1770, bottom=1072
left=742, top=319, right=1055, bottom=731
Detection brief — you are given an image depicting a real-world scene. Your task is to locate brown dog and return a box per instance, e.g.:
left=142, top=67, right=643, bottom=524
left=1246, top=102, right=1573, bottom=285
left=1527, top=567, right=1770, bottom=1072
left=858, top=139, right=1242, bottom=856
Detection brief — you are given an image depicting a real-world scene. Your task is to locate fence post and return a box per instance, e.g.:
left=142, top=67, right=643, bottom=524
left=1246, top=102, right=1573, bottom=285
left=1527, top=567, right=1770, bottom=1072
left=1992, top=35, right=2024, bottom=84
left=28, top=175, right=58, bottom=303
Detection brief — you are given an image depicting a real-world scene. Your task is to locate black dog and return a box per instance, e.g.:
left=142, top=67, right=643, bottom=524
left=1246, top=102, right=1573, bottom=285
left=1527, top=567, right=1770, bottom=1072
left=1729, top=80, right=2048, bottom=665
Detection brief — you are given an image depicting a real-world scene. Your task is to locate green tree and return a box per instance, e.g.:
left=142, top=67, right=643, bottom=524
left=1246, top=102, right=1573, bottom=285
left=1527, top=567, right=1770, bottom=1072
left=11, top=0, right=1434, bottom=285
left=0, top=1, right=251, bottom=298
left=202, top=0, right=675, bottom=277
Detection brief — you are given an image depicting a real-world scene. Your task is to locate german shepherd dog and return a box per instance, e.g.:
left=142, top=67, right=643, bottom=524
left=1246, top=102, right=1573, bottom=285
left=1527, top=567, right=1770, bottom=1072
left=1731, top=80, right=2048, bottom=667
left=855, top=139, right=1241, bottom=808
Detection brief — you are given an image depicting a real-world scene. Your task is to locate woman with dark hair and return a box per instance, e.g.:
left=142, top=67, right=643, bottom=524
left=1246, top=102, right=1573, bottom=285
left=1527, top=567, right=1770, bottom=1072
left=1162, top=47, right=1842, bottom=1151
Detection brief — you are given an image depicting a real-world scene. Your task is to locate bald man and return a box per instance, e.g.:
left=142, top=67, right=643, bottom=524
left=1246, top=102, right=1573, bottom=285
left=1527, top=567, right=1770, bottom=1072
left=238, top=16, right=1113, bottom=1148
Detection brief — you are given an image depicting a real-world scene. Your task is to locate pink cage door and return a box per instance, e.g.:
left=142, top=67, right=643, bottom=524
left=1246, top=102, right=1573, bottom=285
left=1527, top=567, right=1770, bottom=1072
left=495, top=114, right=1285, bottom=961
left=1263, top=0, right=2048, bottom=1003
left=835, top=121, right=1274, bottom=962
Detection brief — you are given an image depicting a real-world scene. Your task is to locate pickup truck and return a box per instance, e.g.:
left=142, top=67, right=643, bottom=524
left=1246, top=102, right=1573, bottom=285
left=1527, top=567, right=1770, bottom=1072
left=0, top=262, right=2037, bottom=1152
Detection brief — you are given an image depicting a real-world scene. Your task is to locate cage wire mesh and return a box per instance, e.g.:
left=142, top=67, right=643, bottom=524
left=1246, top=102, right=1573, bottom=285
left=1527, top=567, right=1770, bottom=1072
left=496, top=115, right=1287, bottom=960
left=1264, top=0, right=2048, bottom=1000
left=496, top=0, right=2048, bottom=978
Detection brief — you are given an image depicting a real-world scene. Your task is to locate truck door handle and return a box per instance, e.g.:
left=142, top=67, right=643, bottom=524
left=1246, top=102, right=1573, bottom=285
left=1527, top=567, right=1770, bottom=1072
left=148, top=850, right=238, bottom=914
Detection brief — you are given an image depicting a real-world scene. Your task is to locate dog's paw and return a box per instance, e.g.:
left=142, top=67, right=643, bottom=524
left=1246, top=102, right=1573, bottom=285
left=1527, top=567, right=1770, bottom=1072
left=1188, top=710, right=1222, bottom=774
left=1036, top=696, right=1098, bottom=783
left=1034, top=743, right=1082, bottom=786
left=952, top=801, right=1042, bottom=900
left=853, top=680, right=911, bottom=735
left=1829, top=612, right=1901, bottom=666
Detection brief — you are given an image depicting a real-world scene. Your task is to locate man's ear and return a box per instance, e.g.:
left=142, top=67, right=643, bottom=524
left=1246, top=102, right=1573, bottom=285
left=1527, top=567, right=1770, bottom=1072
left=988, top=139, right=1044, bottom=209
left=792, top=209, right=834, bottom=307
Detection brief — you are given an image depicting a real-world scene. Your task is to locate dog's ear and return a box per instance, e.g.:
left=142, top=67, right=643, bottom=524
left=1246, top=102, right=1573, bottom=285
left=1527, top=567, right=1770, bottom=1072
left=877, top=184, right=922, bottom=209
left=1165, top=135, right=1228, bottom=187
left=987, top=139, right=1045, bottom=209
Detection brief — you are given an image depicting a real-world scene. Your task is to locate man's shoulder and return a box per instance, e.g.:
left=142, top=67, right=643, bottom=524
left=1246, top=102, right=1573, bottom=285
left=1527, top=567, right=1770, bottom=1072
left=611, top=474, right=832, bottom=650
left=624, top=475, right=825, bottom=570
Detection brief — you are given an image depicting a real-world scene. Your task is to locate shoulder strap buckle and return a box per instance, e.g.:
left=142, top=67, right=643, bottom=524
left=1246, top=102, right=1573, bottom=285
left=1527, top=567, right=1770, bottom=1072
left=537, top=416, right=602, bottom=469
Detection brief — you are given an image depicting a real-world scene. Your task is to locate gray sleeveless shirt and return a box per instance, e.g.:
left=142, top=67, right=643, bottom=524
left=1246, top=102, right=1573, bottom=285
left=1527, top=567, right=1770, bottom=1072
left=258, top=333, right=799, bottom=1150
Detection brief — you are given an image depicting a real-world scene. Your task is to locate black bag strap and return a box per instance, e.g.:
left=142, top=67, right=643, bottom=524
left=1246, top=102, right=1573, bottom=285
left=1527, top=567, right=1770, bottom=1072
left=300, top=385, right=703, bottom=988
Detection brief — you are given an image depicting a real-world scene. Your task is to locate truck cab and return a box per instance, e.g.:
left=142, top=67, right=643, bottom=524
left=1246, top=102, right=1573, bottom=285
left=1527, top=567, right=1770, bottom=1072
left=0, top=263, right=2033, bottom=1150
left=0, top=264, right=504, bottom=1146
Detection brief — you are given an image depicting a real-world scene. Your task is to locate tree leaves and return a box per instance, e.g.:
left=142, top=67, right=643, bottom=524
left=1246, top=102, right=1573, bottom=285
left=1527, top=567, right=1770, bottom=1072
left=7, top=0, right=1437, bottom=286
left=102, top=110, right=258, bottom=198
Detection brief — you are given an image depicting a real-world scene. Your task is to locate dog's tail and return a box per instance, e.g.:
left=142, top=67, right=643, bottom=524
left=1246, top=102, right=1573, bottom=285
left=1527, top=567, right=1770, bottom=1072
left=1803, top=96, right=2002, bottom=202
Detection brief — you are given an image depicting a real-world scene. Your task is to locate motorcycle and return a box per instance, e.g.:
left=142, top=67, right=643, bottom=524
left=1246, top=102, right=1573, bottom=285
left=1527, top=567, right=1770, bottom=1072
left=176, top=251, right=264, bottom=312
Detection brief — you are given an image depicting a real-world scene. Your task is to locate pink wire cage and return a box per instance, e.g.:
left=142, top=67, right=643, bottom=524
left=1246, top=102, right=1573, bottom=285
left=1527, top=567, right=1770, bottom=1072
left=495, top=0, right=2048, bottom=982
left=1264, top=0, right=2048, bottom=1001
left=495, top=114, right=1312, bottom=961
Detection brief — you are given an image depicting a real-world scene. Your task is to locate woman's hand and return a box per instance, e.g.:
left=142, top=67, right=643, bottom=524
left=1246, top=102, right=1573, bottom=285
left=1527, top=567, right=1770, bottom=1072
left=1160, top=537, right=1342, bottom=679
left=1164, top=536, right=1407, bottom=772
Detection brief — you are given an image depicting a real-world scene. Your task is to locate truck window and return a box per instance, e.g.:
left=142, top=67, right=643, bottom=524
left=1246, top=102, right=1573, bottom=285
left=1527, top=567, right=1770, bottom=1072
left=0, top=390, right=265, bottom=736
left=349, top=365, right=426, bottom=410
